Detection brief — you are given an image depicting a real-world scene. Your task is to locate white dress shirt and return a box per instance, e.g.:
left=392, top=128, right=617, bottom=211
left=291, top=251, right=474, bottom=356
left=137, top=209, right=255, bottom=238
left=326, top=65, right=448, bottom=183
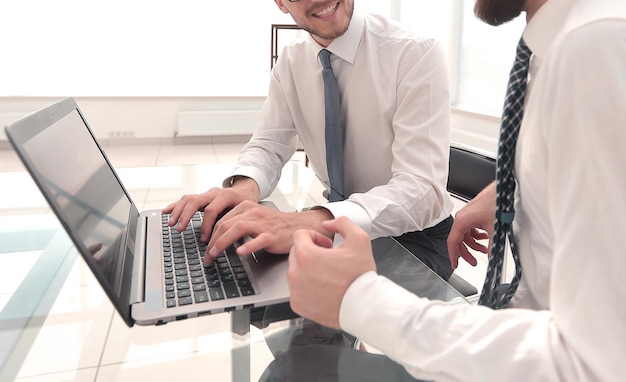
left=340, top=0, right=626, bottom=380
left=229, top=11, right=453, bottom=238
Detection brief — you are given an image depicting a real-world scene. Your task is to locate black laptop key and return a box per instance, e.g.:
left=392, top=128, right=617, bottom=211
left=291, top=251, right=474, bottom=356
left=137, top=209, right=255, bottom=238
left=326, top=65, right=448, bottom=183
left=178, top=289, right=192, bottom=298
left=166, top=300, right=177, bottom=308
left=177, top=282, right=190, bottom=290
left=225, top=245, right=238, bottom=256
left=223, top=282, right=240, bottom=298
left=209, top=287, right=225, bottom=301
left=190, top=270, right=203, bottom=278
left=179, top=297, right=193, bottom=306
left=194, top=291, right=209, bottom=303
left=228, top=252, right=243, bottom=267
left=240, top=286, right=255, bottom=296
left=193, top=283, right=206, bottom=291
left=191, top=277, right=204, bottom=284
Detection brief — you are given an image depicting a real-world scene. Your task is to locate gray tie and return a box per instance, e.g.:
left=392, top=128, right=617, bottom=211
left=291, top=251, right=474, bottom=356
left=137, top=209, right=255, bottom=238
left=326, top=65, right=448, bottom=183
left=319, top=49, right=345, bottom=202
left=479, top=37, right=532, bottom=309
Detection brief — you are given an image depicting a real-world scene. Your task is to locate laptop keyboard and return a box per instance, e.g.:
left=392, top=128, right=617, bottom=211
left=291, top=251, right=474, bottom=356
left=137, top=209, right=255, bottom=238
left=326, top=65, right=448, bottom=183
left=161, top=211, right=256, bottom=308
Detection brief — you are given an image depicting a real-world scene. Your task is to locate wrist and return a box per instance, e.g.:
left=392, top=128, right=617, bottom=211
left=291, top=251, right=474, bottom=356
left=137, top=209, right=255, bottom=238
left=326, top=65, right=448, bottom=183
left=301, top=207, right=335, bottom=238
left=230, top=176, right=260, bottom=200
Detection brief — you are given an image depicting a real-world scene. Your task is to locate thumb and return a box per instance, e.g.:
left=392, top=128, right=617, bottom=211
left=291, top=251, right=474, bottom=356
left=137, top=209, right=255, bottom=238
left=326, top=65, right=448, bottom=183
left=322, top=216, right=366, bottom=242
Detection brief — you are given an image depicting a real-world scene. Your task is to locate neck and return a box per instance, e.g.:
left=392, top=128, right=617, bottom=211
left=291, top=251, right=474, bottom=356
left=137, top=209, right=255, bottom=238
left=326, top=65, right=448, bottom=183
left=525, top=0, right=548, bottom=22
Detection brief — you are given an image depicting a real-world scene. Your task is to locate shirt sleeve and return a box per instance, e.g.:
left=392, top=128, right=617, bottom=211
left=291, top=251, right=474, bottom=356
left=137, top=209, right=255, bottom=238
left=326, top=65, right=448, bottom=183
left=227, top=65, right=299, bottom=199
left=340, top=273, right=585, bottom=381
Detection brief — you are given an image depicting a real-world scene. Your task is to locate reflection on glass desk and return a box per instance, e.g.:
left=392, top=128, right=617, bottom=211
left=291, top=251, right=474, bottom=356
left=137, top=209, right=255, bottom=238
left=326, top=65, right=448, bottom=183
left=0, top=161, right=466, bottom=381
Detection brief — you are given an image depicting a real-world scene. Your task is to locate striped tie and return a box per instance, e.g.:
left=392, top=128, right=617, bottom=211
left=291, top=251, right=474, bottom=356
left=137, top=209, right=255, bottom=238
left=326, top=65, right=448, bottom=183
left=479, top=38, right=532, bottom=309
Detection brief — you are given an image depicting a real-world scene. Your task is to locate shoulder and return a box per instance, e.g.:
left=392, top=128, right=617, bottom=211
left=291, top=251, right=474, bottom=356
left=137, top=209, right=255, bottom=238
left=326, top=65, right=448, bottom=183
left=273, top=37, right=318, bottom=74
left=553, top=1, right=626, bottom=68
left=362, top=13, right=440, bottom=56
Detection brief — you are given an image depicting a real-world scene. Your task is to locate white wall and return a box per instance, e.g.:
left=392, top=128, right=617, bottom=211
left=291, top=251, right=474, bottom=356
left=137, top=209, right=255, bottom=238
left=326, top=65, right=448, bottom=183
left=0, top=97, right=498, bottom=154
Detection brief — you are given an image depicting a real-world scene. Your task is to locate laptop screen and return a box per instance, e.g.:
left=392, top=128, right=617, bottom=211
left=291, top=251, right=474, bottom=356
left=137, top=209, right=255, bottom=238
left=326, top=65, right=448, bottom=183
left=20, top=107, right=133, bottom=295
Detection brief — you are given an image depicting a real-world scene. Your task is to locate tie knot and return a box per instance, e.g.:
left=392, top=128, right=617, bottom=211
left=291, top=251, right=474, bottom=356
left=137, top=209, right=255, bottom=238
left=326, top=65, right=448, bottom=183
left=319, top=49, right=332, bottom=69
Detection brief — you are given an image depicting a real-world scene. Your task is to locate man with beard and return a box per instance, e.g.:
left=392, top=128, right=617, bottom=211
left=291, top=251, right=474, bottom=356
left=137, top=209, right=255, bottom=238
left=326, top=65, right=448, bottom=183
left=164, top=0, right=455, bottom=281
left=287, top=0, right=626, bottom=380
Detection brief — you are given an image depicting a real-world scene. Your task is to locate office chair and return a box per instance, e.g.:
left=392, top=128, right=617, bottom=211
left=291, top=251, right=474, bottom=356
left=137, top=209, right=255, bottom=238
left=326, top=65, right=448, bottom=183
left=445, top=142, right=497, bottom=297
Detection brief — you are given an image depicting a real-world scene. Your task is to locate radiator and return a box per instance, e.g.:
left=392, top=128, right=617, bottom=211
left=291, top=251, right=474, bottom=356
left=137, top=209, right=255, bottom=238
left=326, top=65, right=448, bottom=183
left=176, top=110, right=261, bottom=137
left=0, top=113, right=28, bottom=141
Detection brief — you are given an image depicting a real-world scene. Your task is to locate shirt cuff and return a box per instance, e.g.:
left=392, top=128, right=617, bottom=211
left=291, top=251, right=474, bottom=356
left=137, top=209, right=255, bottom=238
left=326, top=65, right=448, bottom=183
left=223, top=166, right=271, bottom=199
left=319, top=200, right=372, bottom=235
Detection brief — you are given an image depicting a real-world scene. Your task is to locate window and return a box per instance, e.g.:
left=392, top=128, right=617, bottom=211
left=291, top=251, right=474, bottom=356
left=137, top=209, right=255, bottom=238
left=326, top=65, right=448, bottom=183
left=1, top=0, right=525, bottom=116
left=0, top=0, right=395, bottom=97
left=398, top=0, right=525, bottom=115
left=452, top=0, right=525, bottom=114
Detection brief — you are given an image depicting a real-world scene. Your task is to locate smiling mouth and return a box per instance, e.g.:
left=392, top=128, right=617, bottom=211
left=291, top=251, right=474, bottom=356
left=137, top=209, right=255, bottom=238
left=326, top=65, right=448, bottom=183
left=313, top=2, right=339, bottom=18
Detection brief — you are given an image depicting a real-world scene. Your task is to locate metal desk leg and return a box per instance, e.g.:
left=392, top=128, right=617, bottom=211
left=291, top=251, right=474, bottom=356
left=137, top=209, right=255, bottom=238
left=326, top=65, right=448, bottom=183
left=231, top=309, right=251, bottom=382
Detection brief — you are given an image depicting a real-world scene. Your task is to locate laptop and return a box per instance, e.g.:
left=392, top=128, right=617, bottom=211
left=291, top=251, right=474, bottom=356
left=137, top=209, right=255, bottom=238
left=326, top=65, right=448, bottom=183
left=5, top=97, right=290, bottom=327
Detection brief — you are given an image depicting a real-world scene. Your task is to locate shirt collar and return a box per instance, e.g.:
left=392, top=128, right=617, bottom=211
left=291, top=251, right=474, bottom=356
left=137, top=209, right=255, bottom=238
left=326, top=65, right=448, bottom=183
left=309, top=10, right=364, bottom=65
left=523, top=0, right=574, bottom=60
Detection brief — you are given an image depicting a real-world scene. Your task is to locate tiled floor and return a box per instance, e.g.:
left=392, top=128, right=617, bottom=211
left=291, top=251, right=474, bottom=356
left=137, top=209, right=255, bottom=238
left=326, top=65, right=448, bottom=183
left=0, top=140, right=492, bottom=381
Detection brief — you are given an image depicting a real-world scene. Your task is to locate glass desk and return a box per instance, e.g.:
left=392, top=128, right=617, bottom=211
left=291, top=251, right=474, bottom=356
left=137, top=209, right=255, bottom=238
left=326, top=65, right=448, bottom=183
left=0, top=161, right=466, bottom=381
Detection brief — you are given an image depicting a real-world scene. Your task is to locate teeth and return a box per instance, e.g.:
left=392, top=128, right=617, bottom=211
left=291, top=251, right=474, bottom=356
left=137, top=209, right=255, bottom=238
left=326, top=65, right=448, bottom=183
left=314, top=3, right=337, bottom=17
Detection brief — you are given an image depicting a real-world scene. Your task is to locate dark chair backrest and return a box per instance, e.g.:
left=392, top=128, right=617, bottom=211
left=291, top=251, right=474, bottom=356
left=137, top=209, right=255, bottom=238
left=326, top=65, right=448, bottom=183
left=447, top=144, right=496, bottom=202
left=445, top=143, right=496, bottom=298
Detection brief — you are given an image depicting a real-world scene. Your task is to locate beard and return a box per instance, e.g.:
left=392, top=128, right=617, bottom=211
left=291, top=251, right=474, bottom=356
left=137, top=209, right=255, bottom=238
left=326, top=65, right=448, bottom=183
left=299, top=1, right=354, bottom=42
left=474, top=0, right=526, bottom=26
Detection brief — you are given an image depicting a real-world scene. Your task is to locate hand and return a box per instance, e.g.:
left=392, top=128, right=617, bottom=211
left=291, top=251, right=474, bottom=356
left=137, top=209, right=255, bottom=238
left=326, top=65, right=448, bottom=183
left=206, top=202, right=334, bottom=262
left=288, top=217, right=376, bottom=329
left=163, top=176, right=260, bottom=243
left=447, top=182, right=496, bottom=269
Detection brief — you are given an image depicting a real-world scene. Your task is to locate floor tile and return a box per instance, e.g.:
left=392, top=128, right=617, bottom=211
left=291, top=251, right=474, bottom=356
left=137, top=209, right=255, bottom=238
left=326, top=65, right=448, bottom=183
left=0, top=251, right=42, bottom=294
left=17, top=284, right=114, bottom=378
left=100, top=312, right=232, bottom=365
left=156, top=143, right=219, bottom=166
left=0, top=172, right=49, bottom=214
left=213, top=143, right=246, bottom=164
left=104, top=144, right=161, bottom=168
left=97, top=351, right=232, bottom=382
left=0, top=148, right=23, bottom=172
left=15, top=368, right=97, bottom=382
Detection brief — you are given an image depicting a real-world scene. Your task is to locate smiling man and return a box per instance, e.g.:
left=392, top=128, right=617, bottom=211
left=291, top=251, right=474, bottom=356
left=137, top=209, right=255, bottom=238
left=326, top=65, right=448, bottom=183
left=165, top=0, right=455, bottom=280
